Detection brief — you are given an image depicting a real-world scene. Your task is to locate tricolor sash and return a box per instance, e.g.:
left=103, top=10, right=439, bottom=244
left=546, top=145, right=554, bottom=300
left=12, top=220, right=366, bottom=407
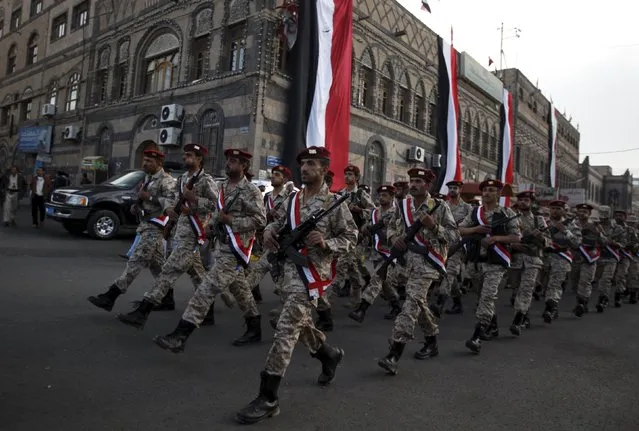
left=264, top=193, right=275, bottom=211
left=549, top=242, right=573, bottom=263
left=472, top=206, right=512, bottom=267
left=603, top=245, right=621, bottom=262
left=621, top=249, right=634, bottom=260
left=148, top=214, right=169, bottom=229
left=287, top=191, right=334, bottom=299
left=371, top=208, right=391, bottom=259
left=399, top=197, right=447, bottom=273
left=578, top=245, right=601, bottom=264
left=179, top=176, right=207, bottom=245
left=218, top=187, right=254, bottom=267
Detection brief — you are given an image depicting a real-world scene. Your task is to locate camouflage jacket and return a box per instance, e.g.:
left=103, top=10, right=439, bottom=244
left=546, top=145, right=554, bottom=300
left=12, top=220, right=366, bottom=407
left=137, top=168, right=176, bottom=233
left=339, top=185, right=375, bottom=230
left=458, top=205, right=520, bottom=256
left=173, top=170, right=218, bottom=243
left=448, top=198, right=473, bottom=225
left=264, top=185, right=294, bottom=223
left=599, top=221, right=627, bottom=261
left=266, top=183, right=357, bottom=280
left=512, top=210, right=550, bottom=263
left=363, top=203, right=395, bottom=259
left=548, top=217, right=582, bottom=250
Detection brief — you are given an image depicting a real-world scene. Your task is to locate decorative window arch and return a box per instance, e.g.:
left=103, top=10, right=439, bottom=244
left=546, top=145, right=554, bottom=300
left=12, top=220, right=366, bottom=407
left=462, top=110, right=472, bottom=150
left=380, top=61, right=394, bottom=117
left=471, top=115, right=480, bottom=154
left=200, top=109, right=225, bottom=176
left=140, top=32, right=180, bottom=94
left=427, top=86, right=438, bottom=137
left=414, top=81, right=426, bottom=130
left=95, top=47, right=110, bottom=104
left=138, top=115, right=160, bottom=132
left=398, top=71, right=411, bottom=125
left=358, top=48, right=375, bottom=109
left=364, top=140, right=385, bottom=193
left=7, top=43, right=17, bottom=75
left=27, top=32, right=38, bottom=65
left=490, top=125, right=498, bottom=161
left=48, top=80, right=59, bottom=107
left=481, top=119, right=489, bottom=158
left=191, top=7, right=212, bottom=79
left=65, top=73, right=80, bottom=111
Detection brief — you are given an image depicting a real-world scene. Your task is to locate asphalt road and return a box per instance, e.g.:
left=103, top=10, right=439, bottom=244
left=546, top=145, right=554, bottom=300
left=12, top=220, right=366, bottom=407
left=1, top=209, right=639, bottom=431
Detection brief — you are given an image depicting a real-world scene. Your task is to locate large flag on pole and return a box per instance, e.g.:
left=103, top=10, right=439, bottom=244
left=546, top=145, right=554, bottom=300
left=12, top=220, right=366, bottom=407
left=436, top=33, right=462, bottom=194
left=547, top=102, right=558, bottom=188
left=498, top=88, right=514, bottom=207
left=280, top=0, right=353, bottom=190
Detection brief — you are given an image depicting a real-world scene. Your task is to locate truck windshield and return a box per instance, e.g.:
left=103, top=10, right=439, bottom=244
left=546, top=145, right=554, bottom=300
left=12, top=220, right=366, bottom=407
left=104, top=171, right=145, bottom=188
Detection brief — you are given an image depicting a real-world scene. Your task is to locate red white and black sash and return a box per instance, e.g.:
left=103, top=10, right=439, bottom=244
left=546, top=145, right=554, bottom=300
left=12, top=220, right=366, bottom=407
left=603, top=245, right=621, bottom=262
left=399, top=197, right=446, bottom=273
left=218, top=187, right=254, bottom=267
left=578, top=245, right=601, bottom=264
left=371, top=208, right=391, bottom=259
left=621, top=249, right=634, bottom=260
left=180, top=177, right=207, bottom=245
left=287, top=191, right=335, bottom=299
left=549, top=242, right=573, bottom=263
left=472, top=206, right=511, bottom=267
left=264, top=192, right=276, bottom=211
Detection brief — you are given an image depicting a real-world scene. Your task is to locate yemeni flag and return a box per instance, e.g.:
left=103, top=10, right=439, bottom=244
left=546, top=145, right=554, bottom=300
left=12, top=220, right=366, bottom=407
left=547, top=102, right=558, bottom=188
left=436, top=35, right=462, bottom=194
left=281, top=0, right=353, bottom=190
left=498, top=88, right=514, bottom=207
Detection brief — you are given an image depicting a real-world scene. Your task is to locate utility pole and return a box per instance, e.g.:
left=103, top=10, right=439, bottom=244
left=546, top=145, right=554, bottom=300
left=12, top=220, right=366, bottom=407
left=497, top=23, right=521, bottom=77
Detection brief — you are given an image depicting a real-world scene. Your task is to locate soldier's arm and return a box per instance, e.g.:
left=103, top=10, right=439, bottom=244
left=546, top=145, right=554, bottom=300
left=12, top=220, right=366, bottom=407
left=386, top=207, right=405, bottom=244
left=359, top=190, right=375, bottom=221
left=436, top=204, right=461, bottom=245
left=614, top=225, right=628, bottom=248
left=324, top=201, right=358, bottom=254
left=232, top=185, right=267, bottom=233
left=495, top=209, right=521, bottom=244
left=193, top=176, right=218, bottom=213
left=157, top=176, right=177, bottom=211
left=564, top=222, right=582, bottom=248
left=458, top=212, right=476, bottom=236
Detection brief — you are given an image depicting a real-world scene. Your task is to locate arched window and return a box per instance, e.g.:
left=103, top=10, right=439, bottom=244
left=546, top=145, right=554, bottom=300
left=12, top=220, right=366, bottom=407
left=364, top=140, right=385, bottom=193
left=481, top=120, right=489, bottom=158
left=490, top=125, right=498, bottom=161
left=95, top=47, right=110, bottom=104
left=114, top=39, right=130, bottom=100
left=98, top=127, right=112, bottom=159
left=471, top=116, right=480, bottom=154
left=200, top=110, right=224, bottom=176
left=27, top=33, right=38, bottom=65
left=191, top=8, right=212, bottom=79
left=427, top=87, right=438, bottom=137
left=48, top=81, right=58, bottom=107
left=141, top=32, right=180, bottom=94
left=7, top=44, right=17, bottom=75
left=462, top=111, right=471, bottom=150
left=380, top=62, right=393, bottom=117
left=414, top=81, right=426, bottom=130
left=358, top=49, right=375, bottom=109
left=398, top=72, right=411, bottom=125
left=65, top=73, right=80, bottom=111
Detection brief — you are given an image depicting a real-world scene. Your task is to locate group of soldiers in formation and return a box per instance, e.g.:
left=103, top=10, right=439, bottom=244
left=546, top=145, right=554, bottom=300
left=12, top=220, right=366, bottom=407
left=86, top=142, right=639, bottom=425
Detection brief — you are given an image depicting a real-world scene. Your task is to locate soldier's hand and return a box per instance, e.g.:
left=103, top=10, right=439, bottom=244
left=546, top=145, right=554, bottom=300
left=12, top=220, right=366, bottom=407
left=181, top=206, right=192, bottom=215
left=264, top=230, right=279, bottom=251
left=182, top=188, right=197, bottom=203
left=360, top=226, right=369, bottom=236
left=511, top=243, right=526, bottom=252
left=420, top=213, right=436, bottom=229
left=166, top=208, right=178, bottom=219
left=531, top=228, right=543, bottom=237
left=392, top=238, right=407, bottom=251
left=553, top=221, right=566, bottom=232
left=267, top=209, right=279, bottom=220
left=220, top=212, right=233, bottom=225
left=138, top=190, right=151, bottom=201
left=481, top=237, right=497, bottom=248
left=474, top=225, right=492, bottom=235
left=306, top=230, right=326, bottom=248
left=349, top=204, right=362, bottom=213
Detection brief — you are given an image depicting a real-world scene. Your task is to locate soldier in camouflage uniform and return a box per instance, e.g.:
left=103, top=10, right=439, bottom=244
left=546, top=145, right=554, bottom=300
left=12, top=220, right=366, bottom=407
left=507, top=191, right=549, bottom=335
left=623, top=215, right=639, bottom=303
left=348, top=184, right=401, bottom=323
left=154, top=148, right=267, bottom=352
left=611, top=210, right=633, bottom=305
left=235, top=146, right=357, bottom=425
left=88, top=149, right=176, bottom=312
left=458, top=179, right=521, bottom=354
left=376, top=168, right=458, bottom=374
left=570, top=203, right=600, bottom=317
left=533, top=206, right=552, bottom=301
left=388, top=180, right=410, bottom=305
left=115, top=144, right=218, bottom=329
left=541, top=200, right=582, bottom=323
left=594, top=209, right=626, bottom=311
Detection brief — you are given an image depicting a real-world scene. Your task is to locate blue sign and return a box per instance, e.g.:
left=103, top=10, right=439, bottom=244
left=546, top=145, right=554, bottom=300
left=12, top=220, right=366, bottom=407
left=18, top=126, right=53, bottom=153
left=266, top=156, right=283, bottom=167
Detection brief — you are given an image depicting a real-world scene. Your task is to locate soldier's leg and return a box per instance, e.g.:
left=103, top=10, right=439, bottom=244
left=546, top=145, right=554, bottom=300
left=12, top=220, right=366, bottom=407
left=615, top=258, right=630, bottom=295
left=185, top=251, right=217, bottom=322
left=511, top=265, right=539, bottom=335
left=465, top=264, right=505, bottom=353
left=143, top=244, right=192, bottom=305
left=574, top=261, right=597, bottom=316
left=626, top=260, right=639, bottom=303
left=543, top=258, right=570, bottom=323
left=595, top=262, right=617, bottom=311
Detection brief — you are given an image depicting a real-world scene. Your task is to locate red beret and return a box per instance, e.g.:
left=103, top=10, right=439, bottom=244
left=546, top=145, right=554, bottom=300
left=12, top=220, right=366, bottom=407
left=446, top=180, right=464, bottom=187
left=548, top=200, right=567, bottom=208
left=344, top=164, right=360, bottom=176
left=393, top=181, right=408, bottom=188
left=296, top=146, right=330, bottom=164
left=224, top=148, right=252, bottom=160
left=143, top=149, right=165, bottom=159
left=407, top=168, right=436, bottom=182
left=184, top=144, right=208, bottom=156
left=479, top=179, right=504, bottom=190
left=575, top=203, right=593, bottom=211
left=271, top=165, right=292, bottom=179
left=377, top=184, right=396, bottom=194
left=516, top=190, right=536, bottom=200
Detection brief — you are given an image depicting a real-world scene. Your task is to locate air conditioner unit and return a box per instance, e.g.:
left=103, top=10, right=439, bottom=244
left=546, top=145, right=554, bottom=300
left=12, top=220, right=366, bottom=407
left=41, top=104, right=56, bottom=117
left=160, top=104, right=184, bottom=123
left=63, top=125, right=80, bottom=141
left=407, top=146, right=425, bottom=163
left=158, top=127, right=181, bottom=146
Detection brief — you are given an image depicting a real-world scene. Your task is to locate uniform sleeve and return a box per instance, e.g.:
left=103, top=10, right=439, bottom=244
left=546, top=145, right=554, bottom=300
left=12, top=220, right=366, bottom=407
left=324, top=201, right=358, bottom=254
left=505, top=209, right=521, bottom=237
left=195, top=175, right=218, bottom=213
left=386, top=206, right=404, bottom=244
left=435, top=204, right=460, bottom=245
left=613, top=225, right=627, bottom=248
left=265, top=199, right=288, bottom=234
left=458, top=211, right=474, bottom=228
left=359, top=190, right=375, bottom=221
left=158, top=176, right=177, bottom=212
left=564, top=221, right=583, bottom=248
left=231, top=185, right=267, bottom=234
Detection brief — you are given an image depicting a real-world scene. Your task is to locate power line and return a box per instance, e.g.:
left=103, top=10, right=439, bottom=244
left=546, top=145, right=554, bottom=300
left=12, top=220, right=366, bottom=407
left=582, top=147, right=639, bottom=155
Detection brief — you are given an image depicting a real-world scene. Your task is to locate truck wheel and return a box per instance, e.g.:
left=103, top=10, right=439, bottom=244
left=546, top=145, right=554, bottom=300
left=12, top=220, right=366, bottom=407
left=62, top=221, right=86, bottom=236
left=87, top=210, right=120, bottom=240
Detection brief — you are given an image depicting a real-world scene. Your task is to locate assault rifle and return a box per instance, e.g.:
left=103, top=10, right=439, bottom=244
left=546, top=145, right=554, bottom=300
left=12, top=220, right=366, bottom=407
left=210, top=189, right=241, bottom=241
left=267, top=193, right=349, bottom=277
left=448, top=213, right=521, bottom=258
left=369, top=212, right=393, bottom=236
left=163, top=169, right=203, bottom=240
left=132, top=176, right=154, bottom=224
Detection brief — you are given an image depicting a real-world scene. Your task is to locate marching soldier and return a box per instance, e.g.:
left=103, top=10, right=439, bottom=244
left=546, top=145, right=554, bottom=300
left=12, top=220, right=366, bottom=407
left=87, top=149, right=176, bottom=312
left=235, top=146, right=357, bottom=424
left=541, top=200, right=582, bottom=323
left=393, top=181, right=409, bottom=201
left=325, top=170, right=335, bottom=190
left=624, top=214, right=639, bottom=303
left=377, top=168, right=458, bottom=374
left=114, top=144, right=218, bottom=329
left=570, top=203, right=600, bottom=317
left=594, top=209, right=626, bottom=311
left=458, top=179, right=520, bottom=354
left=507, top=191, right=549, bottom=335
left=612, top=210, right=632, bottom=306
left=153, top=148, right=267, bottom=351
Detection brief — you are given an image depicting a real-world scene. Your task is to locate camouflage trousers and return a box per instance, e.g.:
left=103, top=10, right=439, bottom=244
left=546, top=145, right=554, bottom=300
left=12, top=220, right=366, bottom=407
left=182, top=252, right=260, bottom=327
left=545, top=254, right=572, bottom=303
left=114, top=229, right=165, bottom=292
left=596, top=260, right=618, bottom=298
left=3, top=192, right=18, bottom=223
left=508, top=264, right=541, bottom=315
left=571, top=257, right=597, bottom=299
left=627, top=259, right=639, bottom=292
left=614, top=258, right=631, bottom=293
left=143, top=238, right=208, bottom=304
left=333, top=244, right=370, bottom=293
left=361, top=258, right=399, bottom=305
left=391, top=253, right=439, bottom=343
left=264, top=264, right=326, bottom=377
left=467, top=262, right=507, bottom=326
left=438, top=252, right=465, bottom=298
left=245, top=252, right=285, bottom=294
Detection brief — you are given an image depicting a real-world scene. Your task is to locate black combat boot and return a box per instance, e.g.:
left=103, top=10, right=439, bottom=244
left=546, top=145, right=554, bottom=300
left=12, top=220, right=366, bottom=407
left=153, top=319, right=197, bottom=353
left=116, top=299, right=153, bottom=329
left=430, top=295, right=448, bottom=319
left=542, top=300, right=556, bottom=324
left=87, top=284, right=122, bottom=312
left=202, top=305, right=215, bottom=326
left=383, top=299, right=402, bottom=320
left=573, top=296, right=587, bottom=317
left=522, top=313, right=531, bottom=329
left=377, top=341, right=405, bottom=375
left=510, top=292, right=516, bottom=307
left=445, top=296, right=463, bottom=315
left=252, top=285, right=263, bottom=303
left=465, top=323, right=485, bottom=354
left=348, top=300, right=370, bottom=323
left=480, top=315, right=499, bottom=340
left=596, top=295, right=609, bottom=313
left=155, top=289, right=175, bottom=311
left=315, top=309, right=334, bottom=331
left=414, top=335, right=439, bottom=359
left=310, top=342, right=345, bottom=385
left=233, top=316, right=262, bottom=346
left=509, top=312, right=525, bottom=336
left=336, top=280, right=351, bottom=297
left=235, top=371, right=281, bottom=424
left=614, top=292, right=622, bottom=308
left=629, top=290, right=638, bottom=304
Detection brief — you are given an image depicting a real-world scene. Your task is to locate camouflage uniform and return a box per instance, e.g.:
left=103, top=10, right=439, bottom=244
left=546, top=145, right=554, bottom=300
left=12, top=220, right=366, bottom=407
left=114, top=169, right=176, bottom=292
left=614, top=223, right=635, bottom=295
left=571, top=218, right=600, bottom=301
left=438, top=198, right=472, bottom=298
left=596, top=221, right=626, bottom=300
left=263, top=184, right=357, bottom=376
left=624, top=227, right=639, bottom=301
left=544, top=219, right=582, bottom=310
left=143, top=170, right=218, bottom=305
left=182, top=176, right=266, bottom=326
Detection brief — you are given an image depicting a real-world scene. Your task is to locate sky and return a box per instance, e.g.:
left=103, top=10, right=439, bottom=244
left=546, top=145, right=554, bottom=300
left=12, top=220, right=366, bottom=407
left=397, top=0, right=639, bottom=176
